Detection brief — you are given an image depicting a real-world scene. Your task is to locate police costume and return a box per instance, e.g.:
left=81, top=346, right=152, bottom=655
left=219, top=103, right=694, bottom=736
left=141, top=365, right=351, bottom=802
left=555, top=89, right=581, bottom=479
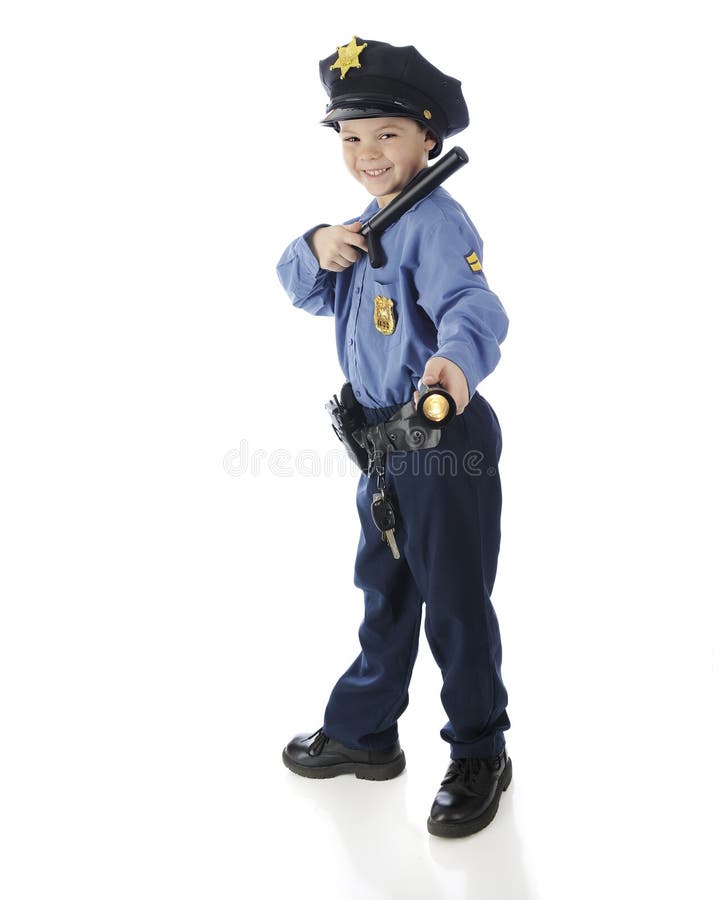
left=278, top=37, right=512, bottom=837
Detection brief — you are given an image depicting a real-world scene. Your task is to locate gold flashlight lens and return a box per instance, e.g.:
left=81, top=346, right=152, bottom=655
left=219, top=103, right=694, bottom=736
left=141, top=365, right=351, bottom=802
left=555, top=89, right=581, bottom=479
left=423, top=393, right=451, bottom=423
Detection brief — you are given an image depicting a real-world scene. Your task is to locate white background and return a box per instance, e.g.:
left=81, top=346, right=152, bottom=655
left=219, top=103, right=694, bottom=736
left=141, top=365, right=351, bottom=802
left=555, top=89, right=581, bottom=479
left=1, top=2, right=718, bottom=898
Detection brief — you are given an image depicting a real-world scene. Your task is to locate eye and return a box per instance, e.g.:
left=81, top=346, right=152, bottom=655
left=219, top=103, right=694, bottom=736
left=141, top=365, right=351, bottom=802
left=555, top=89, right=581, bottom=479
left=343, top=136, right=359, bottom=143
left=379, top=133, right=396, bottom=140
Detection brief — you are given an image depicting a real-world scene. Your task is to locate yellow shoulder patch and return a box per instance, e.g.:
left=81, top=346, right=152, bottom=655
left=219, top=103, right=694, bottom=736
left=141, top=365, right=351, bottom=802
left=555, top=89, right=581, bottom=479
left=465, top=251, right=483, bottom=273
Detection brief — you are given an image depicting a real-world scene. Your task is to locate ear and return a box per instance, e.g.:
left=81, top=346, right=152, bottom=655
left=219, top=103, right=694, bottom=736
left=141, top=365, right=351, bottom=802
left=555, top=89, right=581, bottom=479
left=423, top=129, right=438, bottom=154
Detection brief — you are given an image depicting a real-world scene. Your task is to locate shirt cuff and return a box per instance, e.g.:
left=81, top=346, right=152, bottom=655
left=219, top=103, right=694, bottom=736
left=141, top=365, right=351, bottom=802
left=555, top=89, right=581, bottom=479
left=299, top=224, right=330, bottom=277
left=435, top=338, right=501, bottom=398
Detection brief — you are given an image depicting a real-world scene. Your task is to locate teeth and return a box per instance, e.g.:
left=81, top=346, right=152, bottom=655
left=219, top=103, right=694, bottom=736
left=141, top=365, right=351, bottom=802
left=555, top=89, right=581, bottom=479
left=364, top=168, right=389, bottom=176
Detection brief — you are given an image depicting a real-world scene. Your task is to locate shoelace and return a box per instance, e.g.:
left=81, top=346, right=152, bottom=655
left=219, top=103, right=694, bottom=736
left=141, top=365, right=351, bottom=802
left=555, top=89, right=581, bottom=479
left=308, top=728, right=330, bottom=756
left=443, top=753, right=503, bottom=787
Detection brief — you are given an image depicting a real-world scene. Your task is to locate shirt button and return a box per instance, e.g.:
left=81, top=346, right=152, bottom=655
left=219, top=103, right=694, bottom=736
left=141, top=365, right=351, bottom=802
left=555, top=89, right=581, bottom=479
left=348, top=339, right=354, bottom=346
left=356, top=390, right=362, bottom=398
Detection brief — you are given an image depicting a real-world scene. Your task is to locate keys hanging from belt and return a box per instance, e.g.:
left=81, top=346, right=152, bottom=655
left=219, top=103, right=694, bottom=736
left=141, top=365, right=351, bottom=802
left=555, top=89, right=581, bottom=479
left=371, top=489, right=400, bottom=560
left=366, top=440, right=400, bottom=560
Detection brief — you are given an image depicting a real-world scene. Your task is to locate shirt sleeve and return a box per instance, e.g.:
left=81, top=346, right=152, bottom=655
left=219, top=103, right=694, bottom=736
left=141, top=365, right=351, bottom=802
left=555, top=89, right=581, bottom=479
left=276, top=226, right=336, bottom=317
left=414, top=215, right=509, bottom=394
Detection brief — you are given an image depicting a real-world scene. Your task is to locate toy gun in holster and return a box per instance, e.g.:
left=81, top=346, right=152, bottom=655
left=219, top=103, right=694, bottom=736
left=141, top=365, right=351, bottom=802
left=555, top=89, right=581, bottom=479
left=326, top=383, right=370, bottom=473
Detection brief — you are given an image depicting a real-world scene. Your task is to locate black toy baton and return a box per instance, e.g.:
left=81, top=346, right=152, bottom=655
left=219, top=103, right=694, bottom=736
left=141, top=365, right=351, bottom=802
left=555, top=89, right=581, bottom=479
left=360, top=146, right=469, bottom=268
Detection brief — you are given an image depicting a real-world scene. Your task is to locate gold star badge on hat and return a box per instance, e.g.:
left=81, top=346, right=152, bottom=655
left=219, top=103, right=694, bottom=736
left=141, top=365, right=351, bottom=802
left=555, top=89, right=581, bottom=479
left=329, top=36, right=368, bottom=79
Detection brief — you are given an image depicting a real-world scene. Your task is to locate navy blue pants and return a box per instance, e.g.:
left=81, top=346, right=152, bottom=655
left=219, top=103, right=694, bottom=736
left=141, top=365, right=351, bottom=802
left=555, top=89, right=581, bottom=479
left=323, top=392, right=510, bottom=759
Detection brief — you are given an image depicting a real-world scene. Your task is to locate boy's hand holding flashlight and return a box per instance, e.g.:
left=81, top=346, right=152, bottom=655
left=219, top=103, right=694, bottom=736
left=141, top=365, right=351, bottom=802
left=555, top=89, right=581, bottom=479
left=414, top=356, right=469, bottom=420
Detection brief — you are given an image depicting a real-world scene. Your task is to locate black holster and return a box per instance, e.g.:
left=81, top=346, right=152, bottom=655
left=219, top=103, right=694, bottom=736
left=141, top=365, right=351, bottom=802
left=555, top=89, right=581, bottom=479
left=325, top=383, right=370, bottom=473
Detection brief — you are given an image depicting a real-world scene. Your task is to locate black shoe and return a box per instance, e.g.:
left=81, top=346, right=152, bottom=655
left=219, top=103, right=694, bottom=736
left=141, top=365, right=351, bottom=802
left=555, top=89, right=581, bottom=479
left=282, top=728, right=406, bottom=781
left=427, top=749, right=512, bottom=838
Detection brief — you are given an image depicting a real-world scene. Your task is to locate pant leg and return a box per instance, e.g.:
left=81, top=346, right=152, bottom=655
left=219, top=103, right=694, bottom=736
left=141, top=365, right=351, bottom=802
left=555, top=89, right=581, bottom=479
left=388, top=392, right=510, bottom=759
left=323, top=471, right=424, bottom=750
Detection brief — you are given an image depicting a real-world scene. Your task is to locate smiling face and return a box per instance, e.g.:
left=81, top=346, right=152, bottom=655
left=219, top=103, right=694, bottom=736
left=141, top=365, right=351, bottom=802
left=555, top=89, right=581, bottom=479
left=339, top=117, right=437, bottom=208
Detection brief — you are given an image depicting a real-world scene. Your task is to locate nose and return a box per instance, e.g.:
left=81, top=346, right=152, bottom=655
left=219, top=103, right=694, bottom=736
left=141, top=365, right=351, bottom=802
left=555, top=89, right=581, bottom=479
left=358, top=143, right=381, bottom=161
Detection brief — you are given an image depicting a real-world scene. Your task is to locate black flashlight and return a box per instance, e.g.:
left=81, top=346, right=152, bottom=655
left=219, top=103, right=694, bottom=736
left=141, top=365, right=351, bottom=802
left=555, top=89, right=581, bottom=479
left=417, top=383, right=456, bottom=428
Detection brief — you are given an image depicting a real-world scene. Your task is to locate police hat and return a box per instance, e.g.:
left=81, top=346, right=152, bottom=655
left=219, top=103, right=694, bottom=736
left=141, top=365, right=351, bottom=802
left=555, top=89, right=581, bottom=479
left=319, top=37, right=469, bottom=159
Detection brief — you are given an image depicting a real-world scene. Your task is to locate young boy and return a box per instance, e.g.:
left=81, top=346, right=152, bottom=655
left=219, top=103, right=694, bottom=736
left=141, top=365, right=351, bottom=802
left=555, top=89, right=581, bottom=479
left=276, top=37, right=512, bottom=838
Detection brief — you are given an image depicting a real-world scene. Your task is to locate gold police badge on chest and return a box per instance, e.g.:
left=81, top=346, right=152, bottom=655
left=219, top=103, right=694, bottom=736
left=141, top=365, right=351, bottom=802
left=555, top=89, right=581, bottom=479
left=373, top=295, right=397, bottom=335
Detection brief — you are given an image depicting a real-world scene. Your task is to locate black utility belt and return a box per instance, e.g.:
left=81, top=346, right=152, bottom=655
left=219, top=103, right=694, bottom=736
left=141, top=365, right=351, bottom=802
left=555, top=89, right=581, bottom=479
left=326, top=382, right=456, bottom=475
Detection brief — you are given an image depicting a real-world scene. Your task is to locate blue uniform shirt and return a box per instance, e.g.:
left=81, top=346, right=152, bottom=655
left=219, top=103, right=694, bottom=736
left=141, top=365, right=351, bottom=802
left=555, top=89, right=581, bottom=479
left=276, top=186, right=509, bottom=409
